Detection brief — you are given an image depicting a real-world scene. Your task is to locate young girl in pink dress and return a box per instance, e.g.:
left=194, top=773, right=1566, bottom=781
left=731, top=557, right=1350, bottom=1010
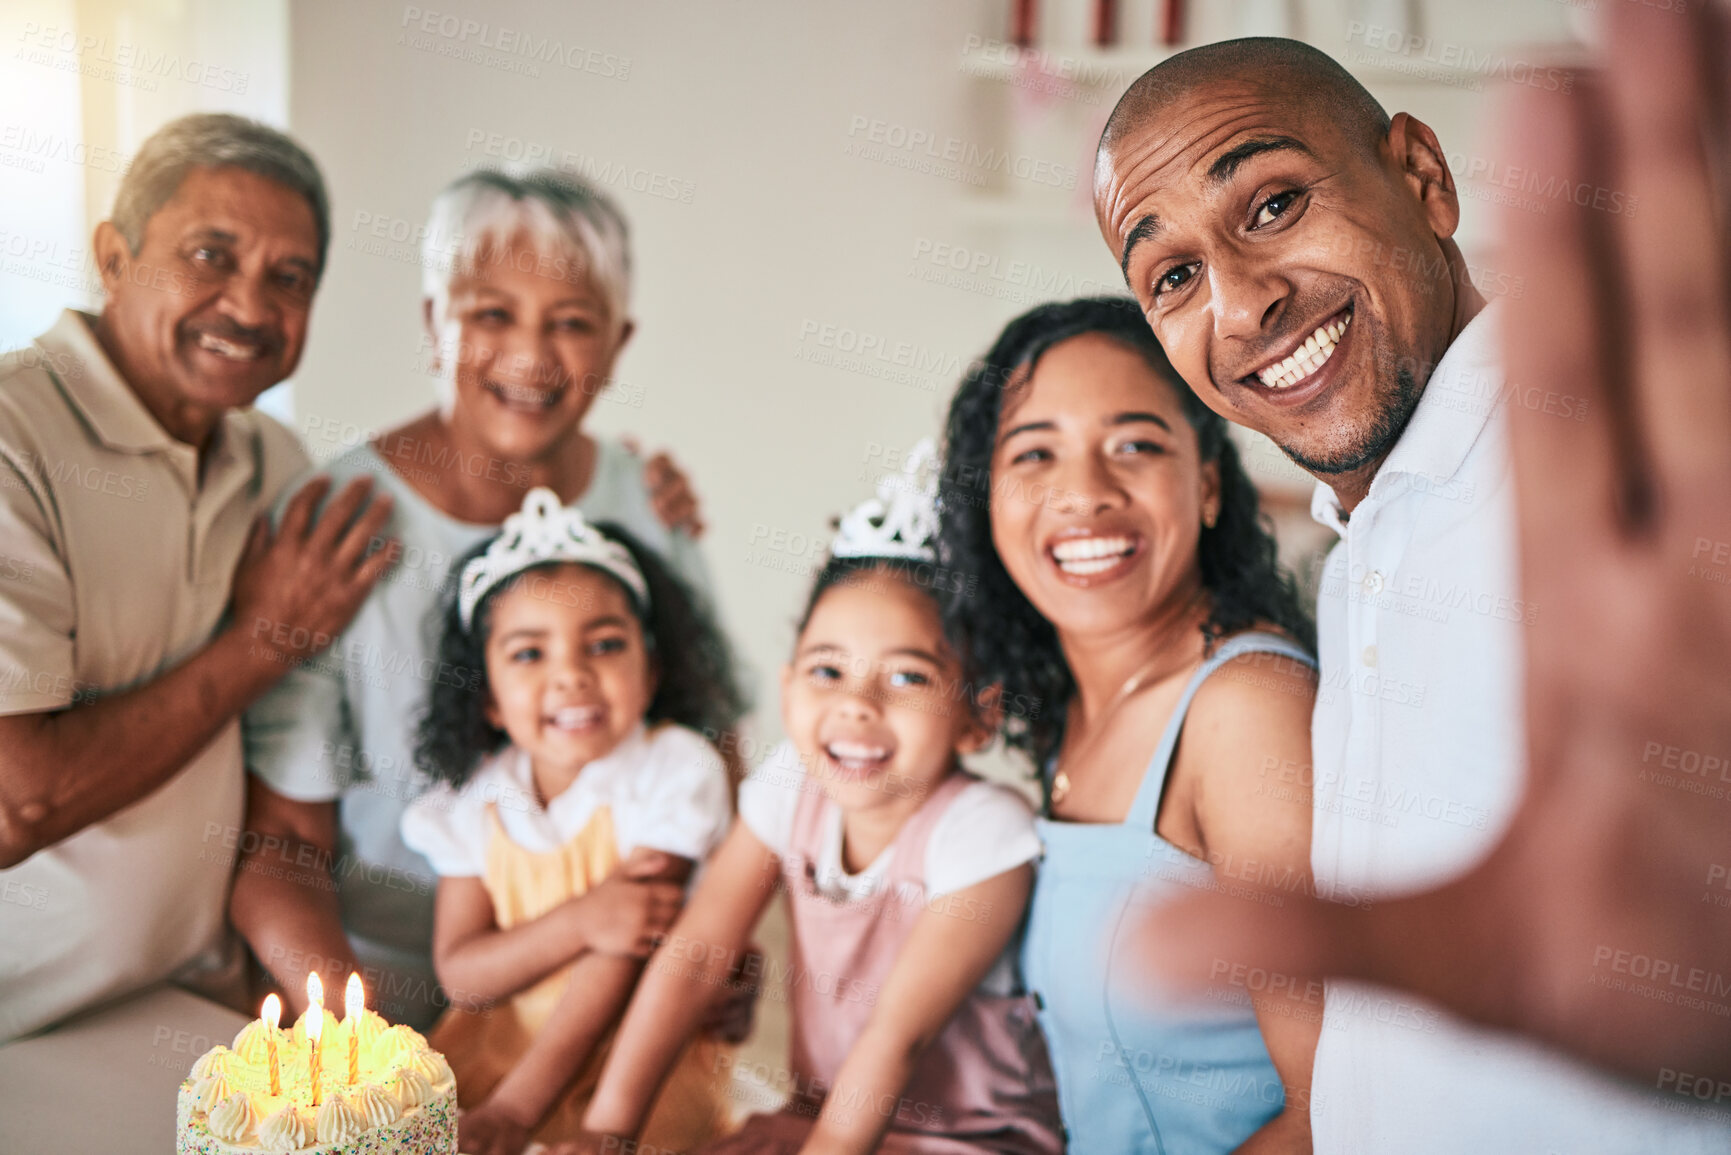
left=574, top=444, right=1064, bottom=1155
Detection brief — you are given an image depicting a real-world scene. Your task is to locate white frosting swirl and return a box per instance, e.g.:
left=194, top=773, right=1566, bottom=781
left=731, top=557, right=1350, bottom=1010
left=190, top=1047, right=233, bottom=1081
left=207, top=1092, right=258, bottom=1144
left=375, top=1024, right=421, bottom=1069
left=258, top=1105, right=312, bottom=1150
left=191, top=1071, right=234, bottom=1113
left=408, top=1047, right=454, bottom=1089
left=231, top=1020, right=272, bottom=1064
left=393, top=1066, right=434, bottom=1109
left=350, top=1082, right=401, bottom=1128
left=315, top=1094, right=364, bottom=1144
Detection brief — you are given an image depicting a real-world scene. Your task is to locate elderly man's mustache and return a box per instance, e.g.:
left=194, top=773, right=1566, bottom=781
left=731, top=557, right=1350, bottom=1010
left=182, top=316, right=281, bottom=359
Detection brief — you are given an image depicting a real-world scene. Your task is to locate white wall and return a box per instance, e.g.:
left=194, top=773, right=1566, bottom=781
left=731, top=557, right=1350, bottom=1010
left=0, top=0, right=86, bottom=353
left=260, top=0, right=1585, bottom=747
left=0, top=0, right=1587, bottom=1098
left=0, top=0, right=291, bottom=412
left=285, top=0, right=1582, bottom=746
left=287, top=0, right=1010, bottom=740
left=0, top=0, right=1586, bottom=742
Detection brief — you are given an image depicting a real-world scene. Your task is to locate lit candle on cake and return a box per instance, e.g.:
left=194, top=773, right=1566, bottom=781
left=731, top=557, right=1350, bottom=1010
left=344, top=972, right=364, bottom=1085
left=306, top=972, right=324, bottom=1106
left=262, top=993, right=282, bottom=1097
left=179, top=974, right=459, bottom=1152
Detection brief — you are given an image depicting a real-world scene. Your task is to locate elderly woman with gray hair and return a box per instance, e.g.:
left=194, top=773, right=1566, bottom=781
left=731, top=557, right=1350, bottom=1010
left=228, top=168, right=743, bottom=1056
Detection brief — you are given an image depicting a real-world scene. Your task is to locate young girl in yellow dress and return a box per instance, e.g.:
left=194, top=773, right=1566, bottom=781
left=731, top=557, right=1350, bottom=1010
left=400, top=487, right=746, bottom=1155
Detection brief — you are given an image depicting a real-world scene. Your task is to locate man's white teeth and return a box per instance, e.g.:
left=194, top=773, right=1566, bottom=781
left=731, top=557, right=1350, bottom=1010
left=552, top=706, right=603, bottom=731
left=1256, top=311, right=1351, bottom=390
left=197, top=333, right=263, bottom=361
left=1051, top=535, right=1134, bottom=574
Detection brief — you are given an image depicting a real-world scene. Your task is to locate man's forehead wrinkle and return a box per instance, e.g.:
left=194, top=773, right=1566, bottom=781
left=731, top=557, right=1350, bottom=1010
left=1102, top=102, right=1287, bottom=243
left=1099, top=39, right=1388, bottom=250
left=1207, top=135, right=1315, bottom=186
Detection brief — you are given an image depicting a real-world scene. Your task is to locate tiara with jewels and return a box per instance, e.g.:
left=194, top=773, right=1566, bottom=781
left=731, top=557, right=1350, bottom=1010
left=832, top=438, right=940, bottom=563
left=458, top=487, right=649, bottom=630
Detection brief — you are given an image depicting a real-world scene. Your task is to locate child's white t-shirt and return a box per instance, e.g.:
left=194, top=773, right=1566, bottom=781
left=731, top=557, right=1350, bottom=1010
left=401, top=722, right=732, bottom=876
left=735, top=740, right=1043, bottom=904
left=736, top=741, right=1042, bottom=995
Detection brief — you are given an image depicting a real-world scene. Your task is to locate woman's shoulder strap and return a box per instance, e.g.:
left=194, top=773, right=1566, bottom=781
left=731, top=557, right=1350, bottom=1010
left=1124, top=631, right=1315, bottom=829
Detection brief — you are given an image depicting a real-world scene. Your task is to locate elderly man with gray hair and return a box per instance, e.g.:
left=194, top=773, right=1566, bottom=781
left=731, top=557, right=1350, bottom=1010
left=0, top=113, right=393, bottom=1042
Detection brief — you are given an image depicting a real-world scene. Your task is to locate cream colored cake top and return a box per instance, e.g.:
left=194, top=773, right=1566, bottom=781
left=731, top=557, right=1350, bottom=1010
left=180, top=1004, right=454, bottom=1149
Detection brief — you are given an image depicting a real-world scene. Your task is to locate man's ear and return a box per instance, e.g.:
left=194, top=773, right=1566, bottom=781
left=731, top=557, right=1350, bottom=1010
left=1386, top=111, right=1461, bottom=242
left=92, top=221, right=130, bottom=296
left=957, top=682, right=1004, bottom=755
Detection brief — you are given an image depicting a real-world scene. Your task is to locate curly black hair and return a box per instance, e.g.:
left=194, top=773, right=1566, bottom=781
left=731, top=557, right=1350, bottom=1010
left=795, top=553, right=977, bottom=635
left=793, top=553, right=1007, bottom=729
left=413, top=521, right=747, bottom=788
left=937, top=296, right=1315, bottom=772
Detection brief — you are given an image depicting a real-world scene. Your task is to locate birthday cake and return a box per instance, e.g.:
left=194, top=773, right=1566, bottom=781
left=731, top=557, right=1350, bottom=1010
left=175, top=981, right=456, bottom=1154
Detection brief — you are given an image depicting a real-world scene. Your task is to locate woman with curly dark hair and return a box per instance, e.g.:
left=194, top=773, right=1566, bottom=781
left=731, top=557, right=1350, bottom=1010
left=399, top=491, right=746, bottom=1154
left=938, top=297, right=1321, bottom=1154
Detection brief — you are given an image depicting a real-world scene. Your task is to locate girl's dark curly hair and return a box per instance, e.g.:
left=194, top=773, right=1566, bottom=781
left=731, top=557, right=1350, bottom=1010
left=414, top=521, right=746, bottom=788
left=937, top=296, right=1315, bottom=771
left=793, top=554, right=998, bottom=730
left=796, top=555, right=953, bottom=634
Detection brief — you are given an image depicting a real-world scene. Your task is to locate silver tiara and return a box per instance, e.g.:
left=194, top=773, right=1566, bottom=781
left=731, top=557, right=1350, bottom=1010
left=458, top=487, right=648, bottom=629
left=832, top=439, right=939, bottom=563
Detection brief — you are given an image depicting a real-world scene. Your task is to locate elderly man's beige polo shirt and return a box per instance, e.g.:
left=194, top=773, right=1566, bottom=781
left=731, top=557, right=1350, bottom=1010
left=0, top=309, right=308, bottom=1041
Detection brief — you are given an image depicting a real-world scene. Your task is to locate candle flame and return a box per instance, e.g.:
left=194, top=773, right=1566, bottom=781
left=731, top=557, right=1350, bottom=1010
left=262, top=993, right=281, bottom=1030
left=307, top=1002, right=323, bottom=1044
left=345, top=972, right=364, bottom=1021
left=306, top=971, right=324, bottom=1011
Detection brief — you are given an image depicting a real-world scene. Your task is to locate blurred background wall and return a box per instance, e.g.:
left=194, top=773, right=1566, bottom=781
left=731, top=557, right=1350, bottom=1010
left=0, top=0, right=1591, bottom=743
left=0, top=0, right=1596, bottom=1110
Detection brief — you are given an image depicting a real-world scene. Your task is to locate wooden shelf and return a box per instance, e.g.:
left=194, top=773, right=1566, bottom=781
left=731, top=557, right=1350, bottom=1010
left=960, top=41, right=1507, bottom=95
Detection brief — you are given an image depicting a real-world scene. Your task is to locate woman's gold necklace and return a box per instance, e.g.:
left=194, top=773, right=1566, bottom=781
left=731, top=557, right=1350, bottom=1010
left=1048, top=596, right=1209, bottom=811
left=1049, top=655, right=1169, bottom=808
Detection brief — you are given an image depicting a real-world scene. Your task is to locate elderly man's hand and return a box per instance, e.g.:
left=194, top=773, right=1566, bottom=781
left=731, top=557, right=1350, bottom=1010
left=229, top=475, right=397, bottom=666
left=1131, top=0, right=1731, bottom=1091
left=456, top=1097, right=535, bottom=1155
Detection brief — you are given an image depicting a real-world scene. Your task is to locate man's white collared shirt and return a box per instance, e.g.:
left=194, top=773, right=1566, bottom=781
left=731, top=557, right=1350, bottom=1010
left=1308, top=302, right=1730, bottom=1151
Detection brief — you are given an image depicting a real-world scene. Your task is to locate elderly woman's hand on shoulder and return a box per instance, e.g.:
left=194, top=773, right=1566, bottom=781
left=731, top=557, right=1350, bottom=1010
left=622, top=436, right=704, bottom=539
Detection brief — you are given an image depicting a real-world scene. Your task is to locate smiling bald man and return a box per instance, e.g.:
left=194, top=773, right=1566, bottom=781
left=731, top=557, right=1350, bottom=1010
left=1094, top=37, right=1731, bottom=1155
